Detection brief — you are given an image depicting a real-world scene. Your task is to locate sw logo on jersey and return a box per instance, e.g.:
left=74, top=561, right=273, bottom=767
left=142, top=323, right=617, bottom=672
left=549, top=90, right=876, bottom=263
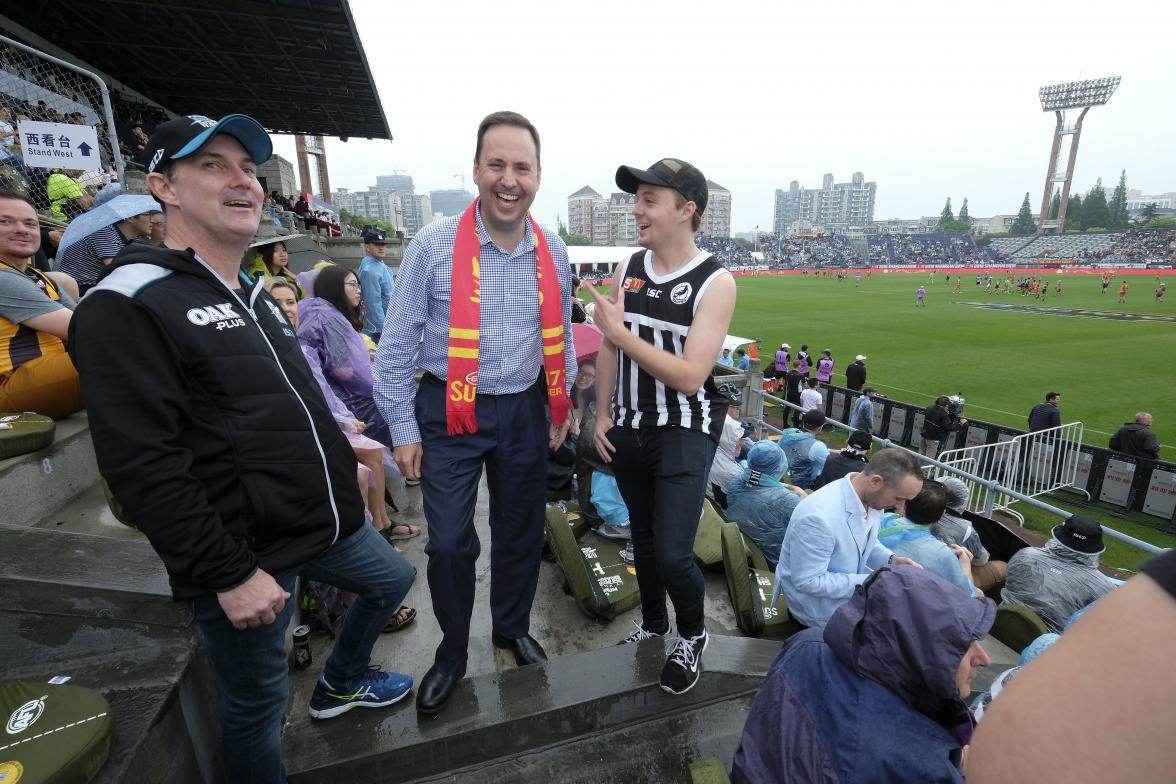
left=622, top=277, right=646, bottom=293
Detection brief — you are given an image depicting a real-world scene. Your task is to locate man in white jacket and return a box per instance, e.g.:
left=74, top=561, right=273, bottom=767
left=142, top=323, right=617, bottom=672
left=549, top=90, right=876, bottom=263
left=775, top=447, right=924, bottom=627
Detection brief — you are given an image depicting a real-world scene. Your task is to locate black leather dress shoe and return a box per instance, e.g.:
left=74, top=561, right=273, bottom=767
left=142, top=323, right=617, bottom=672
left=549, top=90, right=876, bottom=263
left=491, top=632, right=548, bottom=666
left=416, top=663, right=466, bottom=715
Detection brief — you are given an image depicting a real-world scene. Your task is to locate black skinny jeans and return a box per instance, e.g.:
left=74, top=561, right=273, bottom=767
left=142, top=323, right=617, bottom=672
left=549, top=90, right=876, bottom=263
left=608, top=425, right=717, bottom=638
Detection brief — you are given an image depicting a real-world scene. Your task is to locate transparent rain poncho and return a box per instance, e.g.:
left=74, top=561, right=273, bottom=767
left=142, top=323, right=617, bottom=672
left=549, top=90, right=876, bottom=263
left=1000, top=538, right=1113, bottom=633
left=726, top=470, right=802, bottom=570
left=296, top=296, right=392, bottom=448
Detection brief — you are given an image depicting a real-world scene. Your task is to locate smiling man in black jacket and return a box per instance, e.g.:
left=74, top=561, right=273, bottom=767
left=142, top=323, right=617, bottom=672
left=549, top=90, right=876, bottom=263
left=68, top=114, right=416, bottom=784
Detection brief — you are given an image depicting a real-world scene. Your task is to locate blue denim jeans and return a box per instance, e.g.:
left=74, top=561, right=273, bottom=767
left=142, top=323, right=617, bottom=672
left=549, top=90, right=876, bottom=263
left=192, top=522, right=415, bottom=783
left=608, top=425, right=717, bottom=638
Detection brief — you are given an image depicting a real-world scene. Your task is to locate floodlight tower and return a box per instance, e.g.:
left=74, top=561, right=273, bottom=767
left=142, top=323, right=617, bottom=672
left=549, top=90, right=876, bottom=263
left=1037, top=77, right=1120, bottom=233
left=295, top=134, right=332, bottom=201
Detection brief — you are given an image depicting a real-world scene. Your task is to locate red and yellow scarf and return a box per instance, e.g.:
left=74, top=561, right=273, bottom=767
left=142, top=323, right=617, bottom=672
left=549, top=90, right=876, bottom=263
left=446, top=200, right=572, bottom=435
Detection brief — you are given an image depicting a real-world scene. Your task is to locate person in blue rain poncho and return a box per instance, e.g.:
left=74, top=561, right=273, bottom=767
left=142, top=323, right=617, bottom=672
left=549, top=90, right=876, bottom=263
left=726, top=440, right=807, bottom=570
left=877, top=478, right=980, bottom=597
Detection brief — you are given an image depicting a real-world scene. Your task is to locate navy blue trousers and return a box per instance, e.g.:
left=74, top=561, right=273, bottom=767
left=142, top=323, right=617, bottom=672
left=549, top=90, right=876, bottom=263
left=416, top=374, right=548, bottom=670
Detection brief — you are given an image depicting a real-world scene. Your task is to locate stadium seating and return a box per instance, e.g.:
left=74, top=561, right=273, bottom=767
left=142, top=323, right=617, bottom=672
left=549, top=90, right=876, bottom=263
left=865, top=231, right=1002, bottom=266
left=985, top=228, right=1175, bottom=263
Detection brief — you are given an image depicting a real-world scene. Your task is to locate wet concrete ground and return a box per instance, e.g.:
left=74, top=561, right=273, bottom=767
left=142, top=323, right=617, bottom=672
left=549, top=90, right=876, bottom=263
left=287, top=474, right=747, bottom=695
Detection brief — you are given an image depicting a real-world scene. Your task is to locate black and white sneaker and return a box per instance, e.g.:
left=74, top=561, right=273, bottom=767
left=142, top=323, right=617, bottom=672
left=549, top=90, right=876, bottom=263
left=660, top=630, right=708, bottom=695
left=616, top=620, right=666, bottom=645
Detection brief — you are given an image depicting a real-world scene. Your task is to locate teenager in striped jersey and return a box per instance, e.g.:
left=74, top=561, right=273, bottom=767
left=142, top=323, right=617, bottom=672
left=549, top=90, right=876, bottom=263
left=586, top=158, right=736, bottom=695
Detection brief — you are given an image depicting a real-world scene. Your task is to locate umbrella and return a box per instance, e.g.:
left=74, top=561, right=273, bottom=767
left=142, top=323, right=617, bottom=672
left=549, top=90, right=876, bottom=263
left=572, top=322, right=602, bottom=361
left=56, top=194, right=159, bottom=255
left=249, top=233, right=304, bottom=248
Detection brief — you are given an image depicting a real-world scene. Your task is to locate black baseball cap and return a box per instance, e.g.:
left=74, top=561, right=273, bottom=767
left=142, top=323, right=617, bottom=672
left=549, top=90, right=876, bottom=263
left=141, top=114, right=272, bottom=174
left=615, top=158, right=708, bottom=214
left=362, top=228, right=387, bottom=245
left=802, top=409, right=826, bottom=429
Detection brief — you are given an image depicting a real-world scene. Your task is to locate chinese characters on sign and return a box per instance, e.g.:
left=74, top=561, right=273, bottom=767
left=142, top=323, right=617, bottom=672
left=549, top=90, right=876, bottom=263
left=15, top=120, right=101, bottom=169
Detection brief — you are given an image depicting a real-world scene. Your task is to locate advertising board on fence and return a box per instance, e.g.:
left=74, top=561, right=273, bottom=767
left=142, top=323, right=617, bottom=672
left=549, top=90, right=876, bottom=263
left=1143, top=469, right=1176, bottom=519
left=1099, top=458, right=1136, bottom=508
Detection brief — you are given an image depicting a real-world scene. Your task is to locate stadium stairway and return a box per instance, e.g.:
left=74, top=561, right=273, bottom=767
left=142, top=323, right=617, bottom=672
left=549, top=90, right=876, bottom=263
left=1, top=415, right=1020, bottom=781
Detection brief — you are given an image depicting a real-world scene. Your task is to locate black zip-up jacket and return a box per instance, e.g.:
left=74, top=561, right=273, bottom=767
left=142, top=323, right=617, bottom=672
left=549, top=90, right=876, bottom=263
left=68, top=243, right=365, bottom=600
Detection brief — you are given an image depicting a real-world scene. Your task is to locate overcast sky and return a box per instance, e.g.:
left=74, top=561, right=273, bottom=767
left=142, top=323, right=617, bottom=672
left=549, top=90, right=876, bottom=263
left=272, top=0, right=1176, bottom=232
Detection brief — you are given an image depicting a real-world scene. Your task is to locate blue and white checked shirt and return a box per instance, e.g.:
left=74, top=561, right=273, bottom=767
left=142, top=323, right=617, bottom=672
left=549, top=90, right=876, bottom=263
left=373, top=205, right=577, bottom=446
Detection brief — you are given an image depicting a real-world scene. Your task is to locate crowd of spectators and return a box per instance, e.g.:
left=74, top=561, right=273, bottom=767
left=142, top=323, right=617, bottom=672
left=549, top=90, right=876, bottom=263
left=694, top=233, right=862, bottom=267
left=1105, top=228, right=1176, bottom=263
left=985, top=228, right=1176, bottom=264
left=867, top=231, right=1004, bottom=265
left=711, top=435, right=1154, bottom=781
left=773, top=234, right=859, bottom=266
left=695, top=233, right=753, bottom=265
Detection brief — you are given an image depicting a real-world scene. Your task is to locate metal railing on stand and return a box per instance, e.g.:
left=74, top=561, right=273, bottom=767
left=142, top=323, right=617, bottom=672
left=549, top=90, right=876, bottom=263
left=750, top=386, right=1165, bottom=557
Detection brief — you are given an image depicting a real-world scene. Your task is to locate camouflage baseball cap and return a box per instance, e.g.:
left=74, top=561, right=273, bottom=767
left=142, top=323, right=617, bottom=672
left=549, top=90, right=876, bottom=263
left=615, top=158, right=708, bottom=214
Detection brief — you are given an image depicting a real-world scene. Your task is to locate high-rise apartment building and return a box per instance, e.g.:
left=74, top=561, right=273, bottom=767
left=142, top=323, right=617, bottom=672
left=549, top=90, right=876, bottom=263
left=608, top=193, right=637, bottom=246
left=568, top=180, right=731, bottom=244
left=773, top=172, right=876, bottom=234
left=400, top=193, right=432, bottom=238
left=332, top=187, right=402, bottom=231
left=375, top=174, right=415, bottom=195
left=568, top=185, right=602, bottom=239
left=429, top=189, right=475, bottom=217
left=701, top=180, right=731, bottom=237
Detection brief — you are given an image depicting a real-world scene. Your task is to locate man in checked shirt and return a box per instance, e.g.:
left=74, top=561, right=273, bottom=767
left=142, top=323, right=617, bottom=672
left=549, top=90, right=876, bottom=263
left=374, top=111, right=576, bottom=716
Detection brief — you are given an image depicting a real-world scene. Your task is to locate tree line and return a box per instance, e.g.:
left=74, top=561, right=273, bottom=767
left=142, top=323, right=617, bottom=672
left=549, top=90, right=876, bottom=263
left=939, top=170, right=1162, bottom=237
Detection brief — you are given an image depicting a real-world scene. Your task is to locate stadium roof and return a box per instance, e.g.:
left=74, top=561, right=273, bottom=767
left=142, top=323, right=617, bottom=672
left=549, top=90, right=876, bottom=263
left=3, top=0, right=391, bottom=140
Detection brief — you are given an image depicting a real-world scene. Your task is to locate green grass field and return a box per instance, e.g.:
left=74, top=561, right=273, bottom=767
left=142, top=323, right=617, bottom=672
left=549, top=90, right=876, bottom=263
left=728, top=271, right=1176, bottom=460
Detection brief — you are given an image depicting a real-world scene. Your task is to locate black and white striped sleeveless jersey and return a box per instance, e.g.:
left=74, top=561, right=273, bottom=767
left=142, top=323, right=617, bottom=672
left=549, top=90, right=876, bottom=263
left=612, top=249, right=730, bottom=442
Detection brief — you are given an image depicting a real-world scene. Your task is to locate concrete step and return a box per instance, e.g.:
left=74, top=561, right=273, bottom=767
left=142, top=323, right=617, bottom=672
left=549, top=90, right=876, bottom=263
left=1, top=610, right=216, bottom=784
left=0, top=524, right=185, bottom=628
left=283, top=634, right=780, bottom=784
left=0, top=411, right=98, bottom=528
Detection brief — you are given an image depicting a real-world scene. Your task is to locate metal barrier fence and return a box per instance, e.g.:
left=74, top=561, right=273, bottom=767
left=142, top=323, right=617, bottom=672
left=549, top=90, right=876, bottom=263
left=935, top=421, right=1089, bottom=524
left=0, top=34, right=124, bottom=214
left=750, top=384, right=1166, bottom=557
left=806, top=380, right=1176, bottom=531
